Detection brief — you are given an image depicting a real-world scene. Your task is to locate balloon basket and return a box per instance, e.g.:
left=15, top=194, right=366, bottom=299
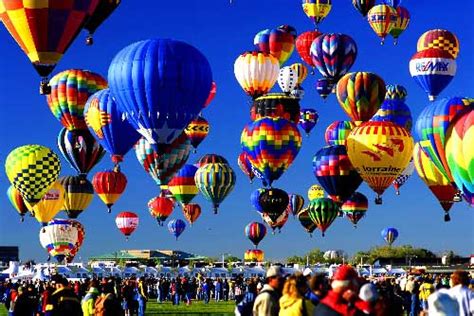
left=444, top=212, right=451, bottom=222
left=375, top=196, right=382, bottom=205
left=86, top=35, right=94, bottom=46
left=107, top=205, right=112, bottom=214
left=39, top=80, right=51, bottom=95
left=20, top=216, right=24, bottom=223
left=395, top=190, right=400, bottom=196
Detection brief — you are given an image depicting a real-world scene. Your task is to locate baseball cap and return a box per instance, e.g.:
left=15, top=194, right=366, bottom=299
left=266, top=266, right=283, bottom=278
left=303, top=268, right=313, bottom=277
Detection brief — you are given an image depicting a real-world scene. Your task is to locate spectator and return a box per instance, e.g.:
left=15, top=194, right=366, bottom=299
left=279, top=273, right=314, bottom=316
left=447, top=270, right=474, bottom=316
left=253, top=266, right=284, bottom=316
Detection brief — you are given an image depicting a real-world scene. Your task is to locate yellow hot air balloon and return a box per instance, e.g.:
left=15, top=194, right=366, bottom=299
left=367, top=4, right=397, bottom=44
left=5, top=145, right=61, bottom=207
left=234, top=51, right=280, bottom=99
left=59, top=176, right=94, bottom=219
left=30, top=181, right=65, bottom=225
left=413, top=143, right=457, bottom=221
left=347, top=121, right=414, bottom=204
left=307, top=184, right=325, bottom=201
left=302, top=0, right=332, bottom=29
left=290, top=63, right=308, bottom=87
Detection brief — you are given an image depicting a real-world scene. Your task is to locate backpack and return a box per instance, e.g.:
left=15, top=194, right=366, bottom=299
left=94, top=294, right=110, bottom=316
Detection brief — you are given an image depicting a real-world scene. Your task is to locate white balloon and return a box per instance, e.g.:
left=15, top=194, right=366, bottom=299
left=278, top=67, right=298, bottom=93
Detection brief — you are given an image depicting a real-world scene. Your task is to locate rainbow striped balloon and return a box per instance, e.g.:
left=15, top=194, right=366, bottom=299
left=445, top=107, right=474, bottom=206
left=241, top=117, right=302, bottom=186
left=341, top=192, right=368, bottom=227
left=168, top=164, right=199, bottom=205
left=245, top=222, right=267, bottom=248
left=336, top=72, right=386, bottom=122
left=324, top=121, right=357, bottom=147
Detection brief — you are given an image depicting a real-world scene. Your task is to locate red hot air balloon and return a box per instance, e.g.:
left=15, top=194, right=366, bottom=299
left=92, top=169, right=127, bottom=213
left=203, top=81, right=217, bottom=108
left=115, top=212, right=139, bottom=240
left=182, top=203, right=202, bottom=226
left=148, top=194, right=175, bottom=226
left=296, top=31, right=322, bottom=70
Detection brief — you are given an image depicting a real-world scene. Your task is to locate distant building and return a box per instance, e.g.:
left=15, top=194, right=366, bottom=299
left=88, top=249, right=207, bottom=267
left=0, top=246, right=19, bottom=265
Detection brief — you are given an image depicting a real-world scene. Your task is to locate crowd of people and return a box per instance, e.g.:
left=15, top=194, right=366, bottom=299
left=0, top=265, right=472, bottom=315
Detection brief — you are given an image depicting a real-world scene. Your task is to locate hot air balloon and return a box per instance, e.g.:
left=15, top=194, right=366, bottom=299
left=306, top=198, right=339, bottom=236
left=148, top=194, right=175, bottom=226
left=66, top=219, right=85, bottom=262
left=316, top=78, right=333, bottom=100
left=195, top=163, right=236, bottom=214
left=312, top=145, right=363, bottom=205
left=185, top=116, right=210, bottom=152
left=299, top=109, right=319, bottom=136
left=238, top=152, right=255, bottom=183
left=234, top=51, right=279, bottom=99
left=415, top=97, right=472, bottom=181
left=241, top=117, right=302, bottom=186
left=59, top=176, right=94, bottom=219
left=302, top=0, right=332, bottom=28
left=288, top=194, right=305, bottom=217
left=413, top=142, right=457, bottom=221
left=370, top=99, right=413, bottom=132
left=417, top=29, right=460, bottom=59
left=258, top=188, right=289, bottom=222
left=383, top=0, right=401, bottom=7
left=245, top=222, right=267, bottom=248
left=352, top=0, right=375, bottom=17
left=39, top=219, right=79, bottom=262
left=244, top=249, right=264, bottom=262
left=336, top=72, right=387, bottom=122
left=92, top=169, right=127, bottom=213
left=311, top=34, right=357, bottom=87
left=295, top=31, right=322, bottom=69
left=108, top=39, right=213, bottom=146
left=58, top=128, right=105, bottom=176
left=367, top=4, right=397, bottom=44
left=389, top=6, right=410, bottom=44
left=251, top=188, right=266, bottom=213
left=30, top=181, right=65, bottom=225
left=5, top=145, right=61, bottom=206
left=196, top=154, right=229, bottom=168
left=47, top=70, right=108, bottom=130
left=307, top=184, right=325, bottom=201
left=6, top=186, right=29, bottom=222
left=347, top=121, right=414, bottom=204
left=278, top=67, right=298, bottom=93
left=116, top=212, right=139, bottom=240
left=84, top=89, right=141, bottom=166
left=253, top=27, right=296, bottom=66
left=251, top=93, right=301, bottom=124
left=381, top=227, right=398, bottom=246
left=134, top=133, right=192, bottom=188
left=262, top=208, right=290, bottom=233
left=0, top=1, right=100, bottom=93
left=83, top=0, right=121, bottom=45
left=445, top=107, right=474, bottom=206
left=392, top=160, right=415, bottom=195
left=385, top=84, right=408, bottom=101
left=341, top=192, right=368, bottom=227
left=168, top=165, right=199, bottom=206
left=324, top=121, right=357, bottom=147
left=168, top=219, right=186, bottom=240
left=203, top=81, right=217, bottom=109
left=297, top=209, right=317, bottom=237
left=409, top=49, right=456, bottom=101
left=290, top=63, right=308, bottom=88
left=182, top=203, right=201, bottom=226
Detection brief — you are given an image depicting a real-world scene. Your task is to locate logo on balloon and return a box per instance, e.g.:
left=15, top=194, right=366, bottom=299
left=416, top=61, right=449, bottom=72
left=43, top=190, right=61, bottom=200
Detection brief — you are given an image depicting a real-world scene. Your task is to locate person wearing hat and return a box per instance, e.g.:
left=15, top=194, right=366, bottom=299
left=313, top=265, right=364, bottom=316
left=81, top=280, right=99, bottom=316
left=252, top=266, right=284, bottom=316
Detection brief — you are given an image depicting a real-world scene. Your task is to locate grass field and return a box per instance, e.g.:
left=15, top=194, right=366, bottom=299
left=0, top=300, right=235, bottom=315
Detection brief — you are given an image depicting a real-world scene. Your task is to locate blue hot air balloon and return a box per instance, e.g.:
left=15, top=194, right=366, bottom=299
left=108, top=39, right=213, bottom=147
left=371, top=99, right=413, bottom=132
left=168, top=219, right=186, bottom=240
left=251, top=188, right=266, bottom=213
left=316, top=78, right=333, bottom=100
left=84, top=89, right=141, bottom=166
left=381, top=227, right=398, bottom=245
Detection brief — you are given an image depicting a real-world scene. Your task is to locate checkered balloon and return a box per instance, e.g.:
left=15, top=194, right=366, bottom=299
left=5, top=145, right=61, bottom=206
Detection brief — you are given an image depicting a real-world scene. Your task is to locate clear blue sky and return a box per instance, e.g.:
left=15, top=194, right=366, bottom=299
left=0, top=0, right=473, bottom=262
